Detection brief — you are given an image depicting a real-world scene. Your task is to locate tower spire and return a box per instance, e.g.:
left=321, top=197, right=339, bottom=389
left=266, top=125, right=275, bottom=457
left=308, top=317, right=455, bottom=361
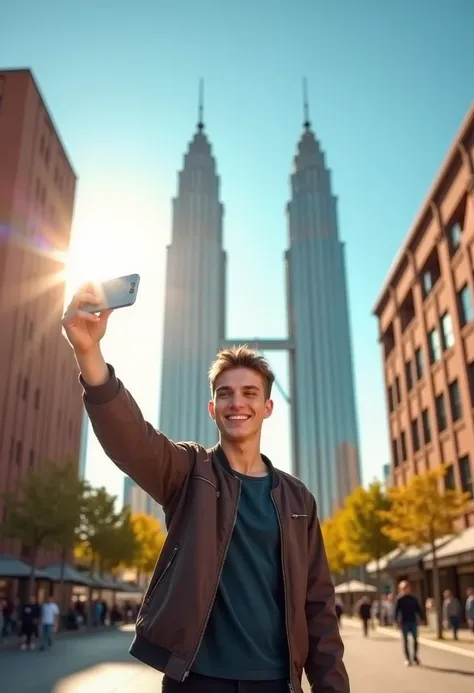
left=303, top=77, right=311, bottom=130
left=197, top=78, right=204, bottom=132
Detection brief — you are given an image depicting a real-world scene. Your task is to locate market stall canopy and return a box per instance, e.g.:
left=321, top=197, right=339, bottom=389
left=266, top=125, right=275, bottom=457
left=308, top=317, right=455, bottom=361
left=423, top=526, right=474, bottom=570
left=334, top=580, right=377, bottom=594
left=42, top=563, right=93, bottom=586
left=0, top=555, right=51, bottom=579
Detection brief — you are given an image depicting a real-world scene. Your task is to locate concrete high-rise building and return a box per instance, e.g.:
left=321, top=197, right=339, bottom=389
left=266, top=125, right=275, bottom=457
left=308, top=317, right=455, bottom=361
left=374, top=103, right=474, bottom=527
left=159, top=82, right=361, bottom=519
left=0, top=69, right=83, bottom=558
left=123, top=475, right=165, bottom=526
left=285, top=91, right=361, bottom=515
left=159, top=84, right=225, bottom=448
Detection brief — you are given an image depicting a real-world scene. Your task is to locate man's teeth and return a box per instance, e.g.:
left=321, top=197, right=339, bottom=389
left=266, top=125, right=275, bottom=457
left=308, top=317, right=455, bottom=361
left=228, top=415, right=249, bottom=420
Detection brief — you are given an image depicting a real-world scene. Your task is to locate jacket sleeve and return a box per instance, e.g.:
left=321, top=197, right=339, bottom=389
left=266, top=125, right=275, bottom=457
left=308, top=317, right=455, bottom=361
left=81, top=364, right=192, bottom=508
left=304, top=494, right=350, bottom=693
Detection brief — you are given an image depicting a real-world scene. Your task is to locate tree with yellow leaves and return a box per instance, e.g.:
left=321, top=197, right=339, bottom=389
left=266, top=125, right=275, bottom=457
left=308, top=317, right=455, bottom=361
left=321, top=510, right=352, bottom=578
left=341, top=481, right=395, bottom=619
left=130, top=512, right=167, bottom=584
left=381, top=467, right=470, bottom=639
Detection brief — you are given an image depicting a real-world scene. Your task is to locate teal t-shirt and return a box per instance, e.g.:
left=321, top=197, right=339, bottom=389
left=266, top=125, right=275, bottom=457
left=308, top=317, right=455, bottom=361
left=192, top=471, right=289, bottom=680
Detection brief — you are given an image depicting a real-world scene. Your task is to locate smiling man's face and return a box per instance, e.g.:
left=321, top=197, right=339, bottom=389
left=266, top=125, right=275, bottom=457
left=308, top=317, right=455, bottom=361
left=208, top=367, right=273, bottom=443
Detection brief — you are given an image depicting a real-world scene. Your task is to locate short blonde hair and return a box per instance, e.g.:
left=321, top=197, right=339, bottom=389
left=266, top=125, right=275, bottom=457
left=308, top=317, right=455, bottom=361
left=209, top=345, right=275, bottom=399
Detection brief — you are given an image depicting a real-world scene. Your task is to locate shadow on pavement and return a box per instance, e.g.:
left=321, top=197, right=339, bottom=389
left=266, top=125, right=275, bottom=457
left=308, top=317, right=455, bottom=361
left=421, top=665, right=474, bottom=677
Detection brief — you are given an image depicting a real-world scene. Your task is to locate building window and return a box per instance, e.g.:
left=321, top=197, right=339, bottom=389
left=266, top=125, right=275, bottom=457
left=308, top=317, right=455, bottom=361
left=448, top=221, right=462, bottom=254
left=468, top=361, right=474, bottom=407
left=400, top=291, right=415, bottom=332
left=448, top=379, right=462, bottom=422
left=388, top=385, right=394, bottom=413
left=411, top=418, right=420, bottom=452
left=421, top=249, right=441, bottom=298
left=400, top=431, right=407, bottom=461
left=395, top=376, right=401, bottom=405
left=435, top=393, right=447, bottom=432
left=422, top=408, right=431, bottom=444
left=34, top=388, right=40, bottom=410
left=29, top=450, right=34, bottom=468
left=392, top=439, right=399, bottom=468
left=415, top=348, right=424, bottom=380
left=440, top=312, right=454, bottom=351
left=428, top=328, right=441, bottom=363
left=16, top=440, right=23, bottom=465
left=444, top=465, right=455, bottom=491
left=405, top=360, right=413, bottom=392
left=22, top=377, right=29, bottom=400
left=458, top=455, right=473, bottom=498
left=383, top=324, right=395, bottom=358
left=458, top=284, right=473, bottom=327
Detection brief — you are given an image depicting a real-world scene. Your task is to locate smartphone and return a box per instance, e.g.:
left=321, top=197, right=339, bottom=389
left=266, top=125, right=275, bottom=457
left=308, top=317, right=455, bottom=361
left=81, top=273, right=140, bottom=313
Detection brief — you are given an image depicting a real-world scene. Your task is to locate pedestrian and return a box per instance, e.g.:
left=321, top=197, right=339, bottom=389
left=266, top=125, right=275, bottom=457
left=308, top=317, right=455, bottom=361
left=358, top=597, right=371, bottom=637
left=62, top=287, right=349, bottom=693
left=394, top=580, right=422, bottom=667
left=466, top=587, right=474, bottom=633
left=40, top=595, right=60, bottom=650
left=335, top=599, right=344, bottom=626
left=443, top=590, right=462, bottom=640
left=19, top=595, right=40, bottom=651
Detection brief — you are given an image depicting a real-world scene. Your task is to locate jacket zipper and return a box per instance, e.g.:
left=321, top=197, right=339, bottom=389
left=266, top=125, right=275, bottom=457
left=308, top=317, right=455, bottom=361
left=291, top=513, right=307, bottom=519
left=272, top=494, right=295, bottom=693
left=192, top=475, right=220, bottom=497
left=182, top=480, right=242, bottom=681
left=145, top=544, right=179, bottom=605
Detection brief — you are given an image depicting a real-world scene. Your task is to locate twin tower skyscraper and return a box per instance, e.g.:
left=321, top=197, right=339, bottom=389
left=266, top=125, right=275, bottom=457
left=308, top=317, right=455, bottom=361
left=159, top=82, right=361, bottom=518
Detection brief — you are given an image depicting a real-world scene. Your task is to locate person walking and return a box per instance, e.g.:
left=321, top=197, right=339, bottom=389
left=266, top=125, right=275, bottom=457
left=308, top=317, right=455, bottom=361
left=394, top=581, right=422, bottom=667
left=61, top=286, right=349, bottom=693
left=443, top=590, right=462, bottom=640
left=466, top=587, right=474, bottom=633
left=40, top=595, right=60, bottom=650
left=358, top=597, right=371, bottom=637
left=19, top=595, right=40, bottom=651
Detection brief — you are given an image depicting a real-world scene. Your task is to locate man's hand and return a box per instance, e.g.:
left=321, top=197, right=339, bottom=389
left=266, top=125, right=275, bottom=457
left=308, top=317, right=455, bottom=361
left=62, top=283, right=112, bottom=386
left=62, top=282, right=112, bottom=355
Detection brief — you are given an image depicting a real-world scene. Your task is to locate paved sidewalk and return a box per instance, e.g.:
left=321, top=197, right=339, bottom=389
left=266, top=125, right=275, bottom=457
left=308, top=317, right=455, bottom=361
left=343, top=617, right=474, bottom=658
left=0, top=624, right=115, bottom=651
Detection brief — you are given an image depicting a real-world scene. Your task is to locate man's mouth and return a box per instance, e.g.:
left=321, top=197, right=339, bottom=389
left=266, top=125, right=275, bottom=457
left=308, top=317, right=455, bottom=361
left=225, top=415, right=251, bottom=421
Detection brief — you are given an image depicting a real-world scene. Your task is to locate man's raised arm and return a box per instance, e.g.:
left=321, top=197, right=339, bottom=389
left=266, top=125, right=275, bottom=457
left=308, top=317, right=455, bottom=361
left=62, top=285, right=191, bottom=508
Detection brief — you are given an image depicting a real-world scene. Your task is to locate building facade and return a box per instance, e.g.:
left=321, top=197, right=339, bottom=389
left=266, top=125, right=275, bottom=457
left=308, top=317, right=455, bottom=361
left=0, top=69, right=83, bottom=559
left=374, top=103, right=474, bottom=527
left=159, top=88, right=361, bottom=518
left=123, top=475, right=165, bottom=525
left=285, top=115, right=361, bottom=516
left=159, top=110, right=226, bottom=449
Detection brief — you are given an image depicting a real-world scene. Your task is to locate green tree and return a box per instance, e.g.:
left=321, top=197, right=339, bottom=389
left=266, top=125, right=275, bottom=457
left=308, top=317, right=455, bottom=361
left=1, top=457, right=84, bottom=597
left=321, top=510, right=352, bottom=578
left=130, top=512, right=166, bottom=583
left=381, top=467, right=470, bottom=639
left=342, top=481, right=396, bottom=619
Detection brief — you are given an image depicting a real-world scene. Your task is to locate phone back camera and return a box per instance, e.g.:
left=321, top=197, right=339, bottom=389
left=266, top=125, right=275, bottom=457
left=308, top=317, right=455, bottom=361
left=129, top=288, right=135, bottom=294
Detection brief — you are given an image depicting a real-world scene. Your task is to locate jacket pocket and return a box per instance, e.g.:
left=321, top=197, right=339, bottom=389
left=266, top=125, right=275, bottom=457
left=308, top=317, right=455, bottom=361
left=191, top=474, right=220, bottom=497
left=145, top=544, right=179, bottom=605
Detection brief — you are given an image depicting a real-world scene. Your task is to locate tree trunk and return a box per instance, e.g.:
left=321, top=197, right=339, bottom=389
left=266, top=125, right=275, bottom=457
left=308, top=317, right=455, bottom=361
left=28, top=548, right=38, bottom=600
left=58, top=547, right=67, bottom=629
left=431, top=540, right=443, bottom=640
left=375, top=559, right=382, bottom=628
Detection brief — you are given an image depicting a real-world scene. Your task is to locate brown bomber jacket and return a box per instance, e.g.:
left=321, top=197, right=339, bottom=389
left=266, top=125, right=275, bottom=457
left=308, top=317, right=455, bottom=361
left=82, top=365, right=350, bottom=693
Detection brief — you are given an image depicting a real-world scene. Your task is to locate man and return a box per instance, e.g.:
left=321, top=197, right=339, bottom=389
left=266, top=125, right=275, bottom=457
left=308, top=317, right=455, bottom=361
left=358, top=598, right=371, bottom=638
left=62, top=286, right=349, bottom=693
left=19, top=595, right=40, bottom=651
left=40, top=595, right=60, bottom=650
left=442, top=590, right=462, bottom=640
left=394, top=581, right=422, bottom=667
left=466, top=587, right=474, bottom=633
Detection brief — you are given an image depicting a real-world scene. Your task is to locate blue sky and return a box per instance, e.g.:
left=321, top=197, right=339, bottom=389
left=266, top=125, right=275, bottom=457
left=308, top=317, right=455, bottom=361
left=3, top=1, right=473, bottom=505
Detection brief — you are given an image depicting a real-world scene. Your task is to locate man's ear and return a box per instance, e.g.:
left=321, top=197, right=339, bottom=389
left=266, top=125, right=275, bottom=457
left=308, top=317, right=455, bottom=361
left=208, top=400, right=216, bottom=420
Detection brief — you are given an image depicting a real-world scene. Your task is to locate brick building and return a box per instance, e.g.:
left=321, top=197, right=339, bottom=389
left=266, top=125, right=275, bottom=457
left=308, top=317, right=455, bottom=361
left=0, top=68, right=83, bottom=564
left=374, top=103, right=474, bottom=528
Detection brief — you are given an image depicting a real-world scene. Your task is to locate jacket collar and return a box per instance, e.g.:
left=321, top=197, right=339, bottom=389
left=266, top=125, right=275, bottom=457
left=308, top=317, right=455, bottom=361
left=210, top=443, right=279, bottom=490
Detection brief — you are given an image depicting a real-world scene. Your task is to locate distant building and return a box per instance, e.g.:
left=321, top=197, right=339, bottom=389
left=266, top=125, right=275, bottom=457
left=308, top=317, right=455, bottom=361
left=123, top=475, right=165, bottom=526
left=78, top=411, right=89, bottom=479
left=374, top=103, right=474, bottom=527
left=382, top=463, right=391, bottom=488
left=0, top=69, right=83, bottom=561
